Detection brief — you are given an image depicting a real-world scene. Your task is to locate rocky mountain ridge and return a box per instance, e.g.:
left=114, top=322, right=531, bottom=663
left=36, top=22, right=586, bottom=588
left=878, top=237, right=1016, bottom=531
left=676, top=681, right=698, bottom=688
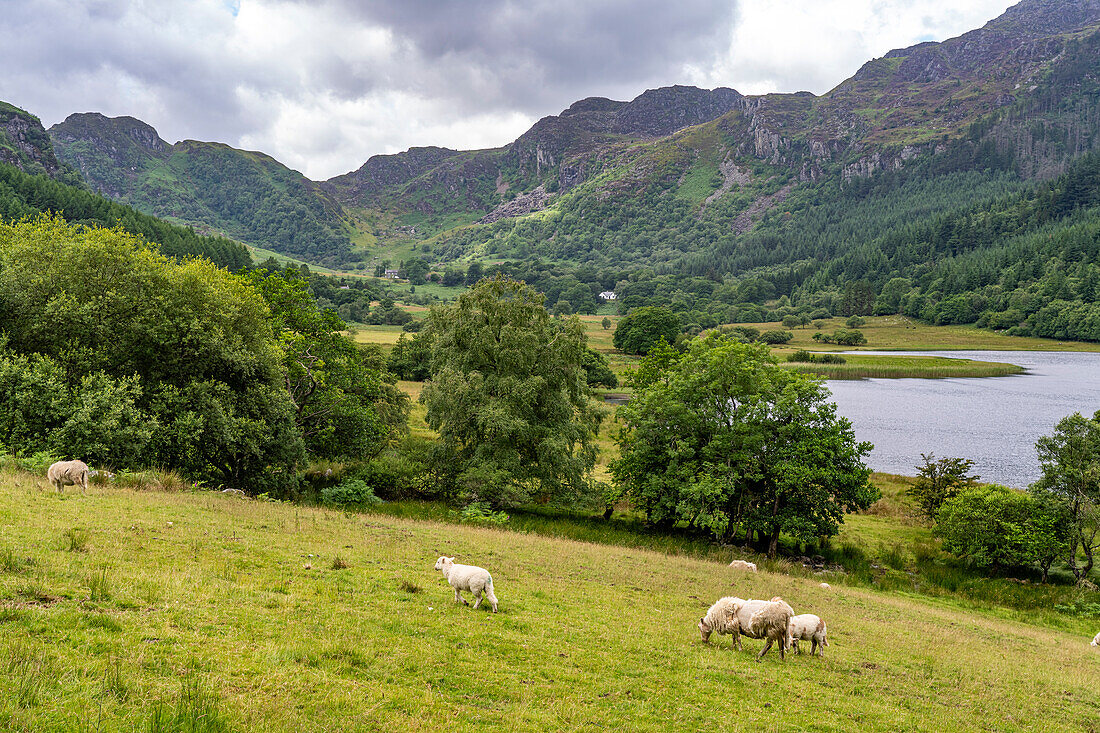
left=27, top=0, right=1100, bottom=267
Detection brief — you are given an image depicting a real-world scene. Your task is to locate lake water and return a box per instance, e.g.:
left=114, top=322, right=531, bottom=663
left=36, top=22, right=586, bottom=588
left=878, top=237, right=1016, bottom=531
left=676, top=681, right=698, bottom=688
left=827, top=351, right=1100, bottom=487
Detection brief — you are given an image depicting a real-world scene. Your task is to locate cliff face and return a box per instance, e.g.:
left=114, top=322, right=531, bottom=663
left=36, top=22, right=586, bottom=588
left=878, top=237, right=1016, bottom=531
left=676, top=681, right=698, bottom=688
left=0, top=102, right=67, bottom=179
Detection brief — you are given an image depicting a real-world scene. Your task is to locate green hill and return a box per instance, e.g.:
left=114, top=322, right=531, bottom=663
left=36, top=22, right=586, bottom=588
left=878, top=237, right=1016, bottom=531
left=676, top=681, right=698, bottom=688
left=1, top=470, right=1097, bottom=731
left=49, top=114, right=355, bottom=267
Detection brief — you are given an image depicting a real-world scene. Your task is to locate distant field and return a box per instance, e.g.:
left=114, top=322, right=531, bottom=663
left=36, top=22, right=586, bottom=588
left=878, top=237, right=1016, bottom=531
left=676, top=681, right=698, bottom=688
left=762, top=315, right=1100, bottom=352
left=1, top=472, right=1096, bottom=731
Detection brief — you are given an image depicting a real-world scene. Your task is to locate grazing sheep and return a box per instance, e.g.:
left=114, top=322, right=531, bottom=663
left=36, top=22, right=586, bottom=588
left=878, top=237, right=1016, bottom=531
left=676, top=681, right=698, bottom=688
left=698, top=597, right=742, bottom=646
left=819, top=582, right=831, bottom=589
left=434, top=556, right=498, bottom=612
left=788, top=613, right=829, bottom=656
left=1092, top=631, right=1100, bottom=647
left=746, top=597, right=793, bottom=660
left=728, top=559, right=758, bottom=572
left=721, top=597, right=792, bottom=659
left=47, top=460, right=89, bottom=495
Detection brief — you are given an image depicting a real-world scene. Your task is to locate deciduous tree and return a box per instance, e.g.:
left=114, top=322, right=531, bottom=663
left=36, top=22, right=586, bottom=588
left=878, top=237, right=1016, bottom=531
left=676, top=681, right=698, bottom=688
left=612, top=333, right=876, bottom=555
left=423, top=277, right=603, bottom=507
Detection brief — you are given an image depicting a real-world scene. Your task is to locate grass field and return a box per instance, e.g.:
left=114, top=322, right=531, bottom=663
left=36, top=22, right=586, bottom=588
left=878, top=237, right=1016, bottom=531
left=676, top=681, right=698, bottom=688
left=782, top=353, right=1025, bottom=380
left=767, top=315, right=1100, bottom=352
left=2, top=471, right=1098, bottom=731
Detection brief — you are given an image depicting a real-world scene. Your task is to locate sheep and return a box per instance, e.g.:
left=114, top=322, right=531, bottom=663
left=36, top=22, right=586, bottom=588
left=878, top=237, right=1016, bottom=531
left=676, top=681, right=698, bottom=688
left=819, top=582, right=831, bottom=589
left=698, top=596, right=742, bottom=646
left=719, top=596, right=793, bottom=660
left=434, top=556, right=498, bottom=612
left=47, top=460, right=89, bottom=495
left=788, top=613, right=829, bottom=656
left=728, top=559, right=758, bottom=572
left=745, top=597, right=793, bottom=660
left=1092, top=631, right=1100, bottom=647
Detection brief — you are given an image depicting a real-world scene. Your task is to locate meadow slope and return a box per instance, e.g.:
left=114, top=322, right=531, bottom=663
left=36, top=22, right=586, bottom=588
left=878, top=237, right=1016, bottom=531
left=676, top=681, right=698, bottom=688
left=1, top=473, right=1097, bottom=732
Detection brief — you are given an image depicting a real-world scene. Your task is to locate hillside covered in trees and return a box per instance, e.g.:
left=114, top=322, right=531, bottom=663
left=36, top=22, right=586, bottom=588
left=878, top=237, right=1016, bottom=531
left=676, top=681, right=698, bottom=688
left=0, top=0, right=1093, bottom=340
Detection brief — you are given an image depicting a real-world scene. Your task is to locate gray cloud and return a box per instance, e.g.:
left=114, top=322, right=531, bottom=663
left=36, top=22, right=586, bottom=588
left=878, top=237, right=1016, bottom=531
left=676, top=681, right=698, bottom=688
left=0, top=0, right=1016, bottom=179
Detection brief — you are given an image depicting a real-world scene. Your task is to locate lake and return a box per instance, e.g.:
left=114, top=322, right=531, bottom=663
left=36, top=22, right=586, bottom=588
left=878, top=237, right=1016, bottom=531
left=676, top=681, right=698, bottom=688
left=827, top=351, right=1100, bottom=487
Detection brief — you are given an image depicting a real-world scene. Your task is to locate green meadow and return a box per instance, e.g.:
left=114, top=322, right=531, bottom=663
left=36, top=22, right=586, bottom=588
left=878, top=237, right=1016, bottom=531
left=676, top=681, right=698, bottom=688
left=1, top=470, right=1098, bottom=731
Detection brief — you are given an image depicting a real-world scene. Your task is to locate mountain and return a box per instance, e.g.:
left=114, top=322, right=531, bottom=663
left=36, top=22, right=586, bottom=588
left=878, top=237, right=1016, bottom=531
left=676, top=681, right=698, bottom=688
left=34, top=0, right=1100, bottom=303
left=50, top=113, right=356, bottom=265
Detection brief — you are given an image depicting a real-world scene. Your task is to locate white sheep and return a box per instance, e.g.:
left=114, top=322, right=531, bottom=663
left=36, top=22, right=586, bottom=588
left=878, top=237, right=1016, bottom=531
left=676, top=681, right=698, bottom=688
left=434, top=556, right=498, bottom=612
left=746, top=597, right=793, bottom=661
left=1091, top=631, right=1100, bottom=647
left=698, top=597, right=742, bottom=646
left=819, top=582, right=831, bottom=589
left=728, top=559, right=758, bottom=572
left=47, top=460, right=89, bottom=495
left=788, top=613, right=829, bottom=656
left=720, top=596, right=793, bottom=660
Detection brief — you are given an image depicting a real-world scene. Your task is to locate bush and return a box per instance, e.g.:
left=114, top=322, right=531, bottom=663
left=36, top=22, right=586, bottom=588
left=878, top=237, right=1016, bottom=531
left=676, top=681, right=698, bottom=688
left=459, top=501, right=510, bottom=525
left=833, top=329, right=867, bottom=346
left=787, top=350, right=814, bottom=363
left=845, top=315, right=866, bottom=328
left=321, top=479, right=382, bottom=508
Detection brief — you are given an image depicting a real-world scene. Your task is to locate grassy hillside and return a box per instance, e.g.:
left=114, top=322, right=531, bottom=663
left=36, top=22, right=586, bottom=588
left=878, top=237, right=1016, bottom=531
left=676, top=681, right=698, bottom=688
left=4, top=471, right=1096, bottom=731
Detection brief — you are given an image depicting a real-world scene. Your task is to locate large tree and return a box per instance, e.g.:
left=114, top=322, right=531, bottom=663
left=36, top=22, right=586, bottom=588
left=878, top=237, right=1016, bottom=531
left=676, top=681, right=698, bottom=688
left=1031, top=411, right=1100, bottom=581
left=242, top=269, right=409, bottom=460
left=422, top=276, right=603, bottom=507
left=612, top=306, right=680, bottom=355
left=612, top=333, right=876, bottom=555
left=0, top=216, right=304, bottom=492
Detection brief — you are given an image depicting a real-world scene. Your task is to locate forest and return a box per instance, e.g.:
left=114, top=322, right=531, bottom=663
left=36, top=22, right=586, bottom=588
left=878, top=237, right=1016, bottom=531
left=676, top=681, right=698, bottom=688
left=430, top=150, right=1100, bottom=341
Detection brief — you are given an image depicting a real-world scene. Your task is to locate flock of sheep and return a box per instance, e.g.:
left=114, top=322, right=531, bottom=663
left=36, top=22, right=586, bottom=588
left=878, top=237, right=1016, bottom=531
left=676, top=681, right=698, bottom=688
left=46, top=460, right=1100, bottom=655
left=696, top=560, right=829, bottom=661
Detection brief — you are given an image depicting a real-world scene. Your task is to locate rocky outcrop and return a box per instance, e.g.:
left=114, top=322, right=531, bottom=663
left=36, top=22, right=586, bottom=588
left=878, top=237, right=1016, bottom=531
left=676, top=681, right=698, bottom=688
left=0, top=101, right=65, bottom=178
left=477, top=185, right=552, bottom=224
left=326, top=146, right=462, bottom=201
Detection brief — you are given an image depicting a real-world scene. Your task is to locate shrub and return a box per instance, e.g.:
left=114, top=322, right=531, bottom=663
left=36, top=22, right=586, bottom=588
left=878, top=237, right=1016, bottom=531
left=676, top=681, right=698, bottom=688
left=845, top=315, right=866, bottom=328
left=321, top=479, right=382, bottom=509
left=459, top=501, right=510, bottom=525
left=787, top=350, right=814, bottom=363
left=832, top=329, right=867, bottom=346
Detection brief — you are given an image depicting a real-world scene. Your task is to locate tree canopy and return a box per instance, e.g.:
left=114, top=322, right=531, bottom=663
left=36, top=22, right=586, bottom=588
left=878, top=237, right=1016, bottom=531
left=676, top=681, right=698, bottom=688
left=0, top=216, right=303, bottom=492
left=422, top=276, right=603, bottom=507
left=1031, top=411, right=1100, bottom=581
left=612, top=306, right=680, bottom=355
left=612, top=333, right=876, bottom=555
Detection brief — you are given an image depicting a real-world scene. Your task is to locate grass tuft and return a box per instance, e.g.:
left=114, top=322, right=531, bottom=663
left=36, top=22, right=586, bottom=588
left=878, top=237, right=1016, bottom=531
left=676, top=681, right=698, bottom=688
left=148, top=673, right=228, bottom=733
left=331, top=555, right=349, bottom=570
left=64, top=527, right=89, bottom=552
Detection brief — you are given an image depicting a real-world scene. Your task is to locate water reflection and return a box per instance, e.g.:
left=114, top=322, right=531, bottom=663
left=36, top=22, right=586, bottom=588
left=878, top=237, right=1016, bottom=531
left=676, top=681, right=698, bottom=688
left=827, top=351, right=1100, bottom=487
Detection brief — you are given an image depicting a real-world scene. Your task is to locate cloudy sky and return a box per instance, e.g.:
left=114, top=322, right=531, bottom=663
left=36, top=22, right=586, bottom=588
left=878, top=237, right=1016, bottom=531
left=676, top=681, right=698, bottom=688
left=1, top=0, right=1015, bottom=180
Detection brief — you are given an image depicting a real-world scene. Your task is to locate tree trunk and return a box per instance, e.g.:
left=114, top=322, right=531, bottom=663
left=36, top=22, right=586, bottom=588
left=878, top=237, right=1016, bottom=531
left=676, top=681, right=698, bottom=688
left=767, top=528, right=781, bottom=558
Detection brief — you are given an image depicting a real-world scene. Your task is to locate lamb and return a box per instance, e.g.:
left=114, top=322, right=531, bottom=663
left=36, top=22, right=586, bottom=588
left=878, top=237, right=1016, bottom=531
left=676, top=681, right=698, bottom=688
left=434, top=556, right=498, bottom=612
left=698, top=596, right=742, bottom=646
left=745, top=597, right=794, bottom=660
left=728, top=559, right=758, bottom=572
left=1092, top=631, right=1100, bottom=647
left=788, top=613, right=829, bottom=656
left=47, top=460, right=89, bottom=495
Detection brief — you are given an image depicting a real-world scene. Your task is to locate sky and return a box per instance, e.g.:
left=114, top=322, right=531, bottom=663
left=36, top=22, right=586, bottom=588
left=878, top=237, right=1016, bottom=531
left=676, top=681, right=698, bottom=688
left=0, top=0, right=1016, bottom=180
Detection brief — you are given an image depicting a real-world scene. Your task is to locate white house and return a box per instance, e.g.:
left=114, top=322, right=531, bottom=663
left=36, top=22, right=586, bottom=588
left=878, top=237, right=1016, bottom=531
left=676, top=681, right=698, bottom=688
left=599, top=290, right=617, bottom=301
